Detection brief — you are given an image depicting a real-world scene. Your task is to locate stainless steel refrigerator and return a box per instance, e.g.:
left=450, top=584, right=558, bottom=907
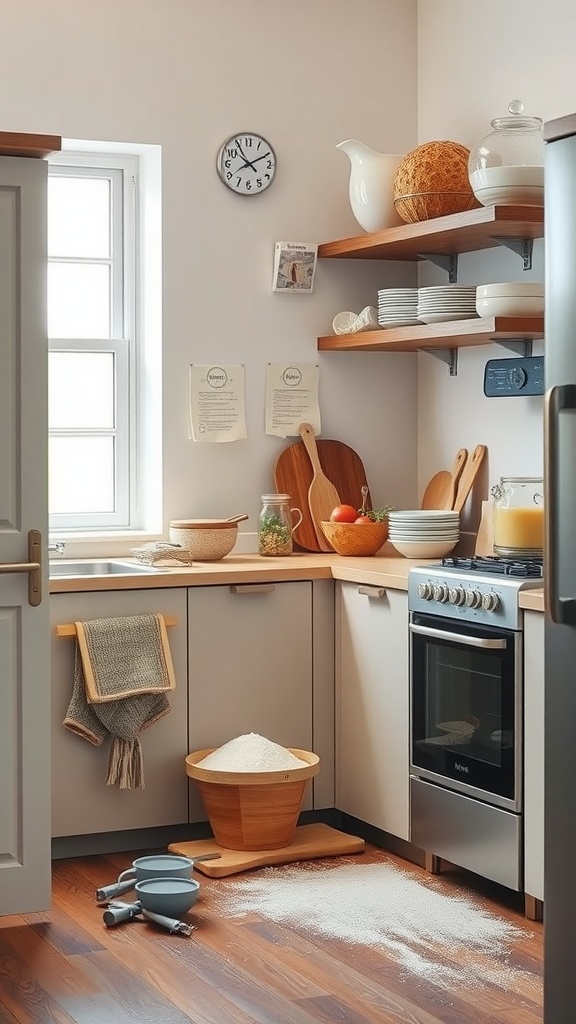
left=544, top=111, right=576, bottom=1023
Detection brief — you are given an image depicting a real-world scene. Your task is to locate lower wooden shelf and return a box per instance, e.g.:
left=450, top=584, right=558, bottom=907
left=317, top=316, right=544, bottom=353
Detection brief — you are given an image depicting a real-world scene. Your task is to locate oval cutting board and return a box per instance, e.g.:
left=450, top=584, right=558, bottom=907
left=274, top=438, right=372, bottom=551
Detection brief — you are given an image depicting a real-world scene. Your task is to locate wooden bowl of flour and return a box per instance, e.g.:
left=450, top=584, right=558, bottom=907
left=185, top=747, right=319, bottom=851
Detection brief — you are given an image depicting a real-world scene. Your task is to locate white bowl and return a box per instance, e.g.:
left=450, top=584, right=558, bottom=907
left=476, top=295, right=544, bottom=318
left=469, top=165, right=544, bottom=206
left=476, top=282, right=544, bottom=299
left=332, top=311, right=357, bottom=335
left=390, top=539, right=458, bottom=558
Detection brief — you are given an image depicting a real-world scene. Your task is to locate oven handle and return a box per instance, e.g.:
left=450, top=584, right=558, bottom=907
left=409, top=622, right=507, bottom=649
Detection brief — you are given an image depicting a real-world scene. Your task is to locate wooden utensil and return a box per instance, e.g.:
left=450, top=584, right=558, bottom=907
left=453, top=444, right=487, bottom=514
left=421, top=470, right=453, bottom=510
left=445, top=447, right=468, bottom=510
left=299, top=424, right=342, bottom=551
left=274, top=437, right=372, bottom=552
left=474, top=499, right=494, bottom=556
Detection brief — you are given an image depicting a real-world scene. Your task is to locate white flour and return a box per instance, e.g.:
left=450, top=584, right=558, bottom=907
left=196, top=733, right=308, bottom=771
left=212, top=859, right=541, bottom=994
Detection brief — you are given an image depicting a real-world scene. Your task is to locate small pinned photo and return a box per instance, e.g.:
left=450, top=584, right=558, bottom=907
left=272, top=241, right=318, bottom=293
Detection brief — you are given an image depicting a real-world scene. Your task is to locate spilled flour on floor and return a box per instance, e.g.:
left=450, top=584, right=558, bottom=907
left=211, top=859, right=541, bottom=994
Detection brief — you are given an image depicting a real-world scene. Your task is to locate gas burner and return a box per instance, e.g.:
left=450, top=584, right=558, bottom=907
left=442, top=556, right=543, bottom=578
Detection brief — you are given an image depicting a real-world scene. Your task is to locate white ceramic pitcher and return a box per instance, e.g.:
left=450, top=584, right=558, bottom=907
left=337, top=140, right=405, bottom=233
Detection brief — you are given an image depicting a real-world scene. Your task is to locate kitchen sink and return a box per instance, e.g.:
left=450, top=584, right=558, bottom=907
left=49, top=560, right=165, bottom=578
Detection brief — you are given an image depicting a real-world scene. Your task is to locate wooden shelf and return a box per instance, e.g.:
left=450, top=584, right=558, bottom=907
left=318, top=317, right=545, bottom=353
left=0, top=131, right=62, bottom=159
left=317, top=204, right=544, bottom=262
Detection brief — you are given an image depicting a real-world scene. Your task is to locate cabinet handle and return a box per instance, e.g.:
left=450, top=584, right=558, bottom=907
left=230, top=584, right=276, bottom=594
left=0, top=529, right=42, bottom=606
left=357, top=585, right=386, bottom=599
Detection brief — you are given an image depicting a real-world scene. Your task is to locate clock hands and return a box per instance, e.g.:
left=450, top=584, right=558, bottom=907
left=234, top=139, right=259, bottom=172
left=236, top=150, right=272, bottom=172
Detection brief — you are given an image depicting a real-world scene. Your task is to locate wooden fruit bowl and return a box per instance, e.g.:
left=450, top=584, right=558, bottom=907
left=319, top=520, right=389, bottom=556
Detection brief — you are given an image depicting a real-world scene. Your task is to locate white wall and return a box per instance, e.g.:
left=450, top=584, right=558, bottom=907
left=0, top=0, right=420, bottom=547
left=417, top=0, right=575, bottom=535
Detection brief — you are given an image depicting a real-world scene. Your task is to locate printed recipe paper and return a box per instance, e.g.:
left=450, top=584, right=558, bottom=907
left=265, top=363, right=320, bottom=438
left=189, top=364, right=247, bottom=442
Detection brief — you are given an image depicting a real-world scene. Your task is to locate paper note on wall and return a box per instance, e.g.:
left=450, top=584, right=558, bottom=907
left=265, top=362, right=320, bottom=438
left=189, top=364, right=247, bottom=442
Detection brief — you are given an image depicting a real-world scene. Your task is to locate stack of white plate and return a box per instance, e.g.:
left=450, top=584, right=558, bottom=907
left=377, top=287, right=420, bottom=328
left=417, top=285, right=479, bottom=325
left=388, top=509, right=460, bottom=558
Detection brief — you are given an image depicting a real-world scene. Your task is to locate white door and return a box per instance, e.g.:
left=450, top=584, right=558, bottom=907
left=0, top=156, right=51, bottom=913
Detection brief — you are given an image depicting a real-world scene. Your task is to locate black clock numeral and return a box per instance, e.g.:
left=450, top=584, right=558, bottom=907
left=236, top=176, right=242, bottom=188
left=264, top=173, right=270, bottom=181
left=226, top=171, right=232, bottom=180
left=256, top=178, right=262, bottom=188
left=225, top=159, right=231, bottom=169
left=246, top=180, right=252, bottom=190
left=226, top=147, right=238, bottom=159
left=243, top=136, right=253, bottom=147
left=266, top=160, right=273, bottom=170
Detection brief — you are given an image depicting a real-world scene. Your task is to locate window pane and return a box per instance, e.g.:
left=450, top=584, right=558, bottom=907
left=48, top=176, right=111, bottom=258
left=49, top=437, right=115, bottom=514
left=48, top=263, right=110, bottom=339
left=49, top=352, right=114, bottom=430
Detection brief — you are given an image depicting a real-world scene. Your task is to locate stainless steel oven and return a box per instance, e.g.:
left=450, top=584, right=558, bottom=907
left=408, top=557, right=543, bottom=891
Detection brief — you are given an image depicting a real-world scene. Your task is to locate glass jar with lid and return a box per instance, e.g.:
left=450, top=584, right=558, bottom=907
left=491, top=476, right=544, bottom=557
left=258, top=494, right=303, bottom=557
left=468, top=99, right=544, bottom=207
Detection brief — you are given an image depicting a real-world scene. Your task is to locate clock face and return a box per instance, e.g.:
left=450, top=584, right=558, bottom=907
left=216, top=132, right=276, bottom=196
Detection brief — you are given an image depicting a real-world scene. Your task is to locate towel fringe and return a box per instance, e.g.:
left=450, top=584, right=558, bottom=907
left=107, top=736, right=145, bottom=789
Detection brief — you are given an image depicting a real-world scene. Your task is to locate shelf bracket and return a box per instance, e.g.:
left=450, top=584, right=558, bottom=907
left=421, top=348, right=459, bottom=376
left=417, top=252, right=458, bottom=283
left=495, top=338, right=533, bottom=357
left=489, top=236, right=534, bottom=270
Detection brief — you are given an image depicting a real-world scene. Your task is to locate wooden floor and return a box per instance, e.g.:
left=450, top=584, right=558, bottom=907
left=0, top=844, right=542, bottom=1024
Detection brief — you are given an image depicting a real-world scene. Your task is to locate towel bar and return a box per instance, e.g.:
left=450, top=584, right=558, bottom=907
left=55, top=615, right=177, bottom=638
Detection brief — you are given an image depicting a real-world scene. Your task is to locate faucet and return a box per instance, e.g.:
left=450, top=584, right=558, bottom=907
left=49, top=541, right=66, bottom=556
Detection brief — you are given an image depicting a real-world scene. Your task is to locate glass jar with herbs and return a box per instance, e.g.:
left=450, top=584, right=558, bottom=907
left=258, top=494, right=303, bottom=557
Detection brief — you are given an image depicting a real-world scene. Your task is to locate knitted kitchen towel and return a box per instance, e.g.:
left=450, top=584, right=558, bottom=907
left=63, top=614, right=176, bottom=789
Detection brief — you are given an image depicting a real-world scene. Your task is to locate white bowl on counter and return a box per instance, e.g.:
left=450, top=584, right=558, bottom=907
left=389, top=538, right=458, bottom=558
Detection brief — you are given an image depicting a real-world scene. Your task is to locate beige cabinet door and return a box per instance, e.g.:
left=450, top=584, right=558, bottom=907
left=524, top=609, right=544, bottom=903
left=187, top=581, right=314, bottom=820
left=50, top=589, right=189, bottom=838
left=336, top=581, right=410, bottom=841
left=0, top=157, right=51, bottom=914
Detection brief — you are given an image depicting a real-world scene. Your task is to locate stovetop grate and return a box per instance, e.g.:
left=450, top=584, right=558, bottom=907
left=441, top=556, right=544, bottom=578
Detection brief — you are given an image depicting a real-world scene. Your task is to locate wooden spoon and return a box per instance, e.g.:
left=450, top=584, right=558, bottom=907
left=299, top=423, right=341, bottom=551
left=421, top=470, right=452, bottom=510
left=225, top=514, right=249, bottom=524
left=445, top=448, right=468, bottom=510
left=453, top=444, right=487, bottom=514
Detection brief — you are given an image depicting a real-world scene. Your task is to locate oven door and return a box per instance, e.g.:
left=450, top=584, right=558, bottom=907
left=409, top=611, right=522, bottom=812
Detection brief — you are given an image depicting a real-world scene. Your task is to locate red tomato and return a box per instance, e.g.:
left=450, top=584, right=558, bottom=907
left=329, top=504, right=359, bottom=523
left=354, top=515, right=373, bottom=524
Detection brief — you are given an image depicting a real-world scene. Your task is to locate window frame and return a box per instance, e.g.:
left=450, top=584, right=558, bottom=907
left=47, top=152, right=138, bottom=532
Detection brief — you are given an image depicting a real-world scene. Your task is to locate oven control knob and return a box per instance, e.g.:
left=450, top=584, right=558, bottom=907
left=417, top=582, right=433, bottom=600
left=465, top=589, right=482, bottom=609
left=432, top=584, right=449, bottom=603
left=448, top=586, right=466, bottom=606
left=482, top=591, right=500, bottom=612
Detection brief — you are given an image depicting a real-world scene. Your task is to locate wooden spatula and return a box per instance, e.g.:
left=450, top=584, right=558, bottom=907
left=445, top=448, right=468, bottom=510
left=453, top=444, right=487, bottom=514
left=299, top=424, right=341, bottom=551
left=421, top=470, right=452, bottom=510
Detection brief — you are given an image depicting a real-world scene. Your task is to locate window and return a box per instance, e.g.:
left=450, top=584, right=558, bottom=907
left=47, top=153, right=137, bottom=531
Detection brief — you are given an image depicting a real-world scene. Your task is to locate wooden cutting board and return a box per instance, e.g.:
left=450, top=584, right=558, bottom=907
left=274, top=438, right=372, bottom=551
left=169, top=823, right=365, bottom=878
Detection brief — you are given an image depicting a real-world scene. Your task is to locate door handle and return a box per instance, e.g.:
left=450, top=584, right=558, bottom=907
left=0, top=530, right=42, bottom=606
left=545, top=385, right=576, bottom=624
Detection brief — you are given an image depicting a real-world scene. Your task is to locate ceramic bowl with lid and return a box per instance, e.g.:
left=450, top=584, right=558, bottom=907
left=468, top=100, right=544, bottom=206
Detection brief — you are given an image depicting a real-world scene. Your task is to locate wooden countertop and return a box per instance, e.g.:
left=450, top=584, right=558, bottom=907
left=519, top=588, right=545, bottom=613
left=48, top=545, right=436, bottom=594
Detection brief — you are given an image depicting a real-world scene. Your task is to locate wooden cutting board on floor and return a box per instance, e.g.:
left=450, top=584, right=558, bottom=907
left=169, top=823, right=365, bottom=877
left=274, top=439, right=372, bottom=551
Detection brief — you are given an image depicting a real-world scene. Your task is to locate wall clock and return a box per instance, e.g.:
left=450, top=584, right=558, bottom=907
left=216, top=132, right=276, bottom=196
